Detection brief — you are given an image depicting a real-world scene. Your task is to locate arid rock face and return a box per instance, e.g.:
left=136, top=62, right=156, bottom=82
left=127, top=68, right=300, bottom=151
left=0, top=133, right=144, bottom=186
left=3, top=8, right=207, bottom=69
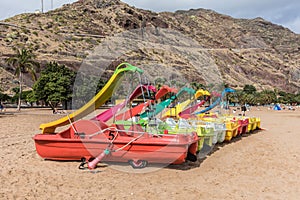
left=0, top=0, right=299, bottom=93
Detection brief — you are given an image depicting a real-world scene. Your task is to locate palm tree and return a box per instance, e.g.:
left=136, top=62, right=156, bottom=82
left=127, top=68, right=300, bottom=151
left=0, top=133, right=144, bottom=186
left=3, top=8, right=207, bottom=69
left=258, top=90, right=277, bottom=105
left=7, top=48, right=40, bottom=110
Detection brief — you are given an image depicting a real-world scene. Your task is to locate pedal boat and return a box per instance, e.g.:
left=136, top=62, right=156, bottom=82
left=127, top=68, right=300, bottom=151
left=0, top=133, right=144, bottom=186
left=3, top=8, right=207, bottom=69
left=33, top=119, right=199, bottom=168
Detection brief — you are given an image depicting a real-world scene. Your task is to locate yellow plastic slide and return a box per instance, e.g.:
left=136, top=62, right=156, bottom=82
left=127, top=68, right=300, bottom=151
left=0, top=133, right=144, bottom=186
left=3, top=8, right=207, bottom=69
left=162, top=99, right=193, bottom=118
left=194, top=89, right=210, bottom=99
left=39, top=63, right=143, bottom=133
left=162, top=89, right=210, bottom=118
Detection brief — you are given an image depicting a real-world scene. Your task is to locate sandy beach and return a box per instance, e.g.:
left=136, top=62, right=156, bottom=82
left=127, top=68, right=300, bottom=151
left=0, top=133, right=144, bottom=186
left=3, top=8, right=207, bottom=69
left=0, top=107, right=299, bottom=199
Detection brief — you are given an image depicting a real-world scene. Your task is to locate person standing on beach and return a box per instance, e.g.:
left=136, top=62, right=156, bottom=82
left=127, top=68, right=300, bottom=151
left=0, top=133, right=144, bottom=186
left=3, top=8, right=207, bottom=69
left=241, top=104, right=247, bottom=116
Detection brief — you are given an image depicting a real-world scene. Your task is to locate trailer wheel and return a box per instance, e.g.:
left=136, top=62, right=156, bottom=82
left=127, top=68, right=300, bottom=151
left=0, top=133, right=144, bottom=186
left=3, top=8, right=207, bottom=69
left=129, top=160, right=148, bottom=169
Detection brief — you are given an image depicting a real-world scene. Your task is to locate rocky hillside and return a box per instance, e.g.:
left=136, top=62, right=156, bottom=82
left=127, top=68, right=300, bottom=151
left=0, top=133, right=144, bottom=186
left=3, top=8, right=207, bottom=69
left=0, top=0, right=299, bottom=94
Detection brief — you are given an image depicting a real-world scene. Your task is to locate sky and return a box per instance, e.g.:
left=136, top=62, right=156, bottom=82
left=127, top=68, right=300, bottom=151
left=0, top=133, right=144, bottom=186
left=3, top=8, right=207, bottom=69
left=0, top=0, right=299, bottom=34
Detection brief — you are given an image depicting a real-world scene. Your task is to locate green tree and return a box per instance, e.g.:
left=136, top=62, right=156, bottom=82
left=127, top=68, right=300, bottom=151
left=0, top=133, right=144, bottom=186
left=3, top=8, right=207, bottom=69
left=234, top=90, right=246, bottom=105
left=10, top=87, right=20, bottom=104
left=294, top=93, right=300, bottom=104
left=33, top=62, right=76, bottom=112
left=277, top=91, right=298, bottom=104
left=244, top=93, right=257, bottom=106
left=0, top=92, right=11, bottom=102
left=96, top=79, right=108, bottom=94
left=243, top=84, right=257, bottom=94
left=154, top=77, right=167, bottom=89
left=6, top=48, right=40, bottom=110
left=258, top=90, right=277, bottom=105
left=25, top=90, right=38, bottom=106
left=227, top=92, right=238, bottom=106
left=71, top=73, right=107, bottom=109
left=190, top=82, right=206, bottom=90
left=10, top=88, right=32, bottom=104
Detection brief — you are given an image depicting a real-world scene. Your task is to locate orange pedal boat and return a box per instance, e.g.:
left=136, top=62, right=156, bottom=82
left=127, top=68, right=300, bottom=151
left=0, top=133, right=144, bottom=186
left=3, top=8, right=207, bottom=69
left=33, top=120, right=199, bottom=169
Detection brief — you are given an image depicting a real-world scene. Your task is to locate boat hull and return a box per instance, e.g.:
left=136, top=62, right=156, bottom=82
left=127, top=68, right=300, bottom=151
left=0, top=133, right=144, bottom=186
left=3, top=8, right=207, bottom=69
left=237, top=118, right=249, bottom=135
left=225, top=120, right=239, bottom=141
left=33, top=127, right=198, bottom=165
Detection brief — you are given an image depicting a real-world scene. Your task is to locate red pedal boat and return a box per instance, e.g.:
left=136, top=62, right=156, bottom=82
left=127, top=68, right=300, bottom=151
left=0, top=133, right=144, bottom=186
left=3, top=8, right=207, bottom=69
left=33, top=119, right=199, bottom=169
left=237, top=117, right=249, bottom=135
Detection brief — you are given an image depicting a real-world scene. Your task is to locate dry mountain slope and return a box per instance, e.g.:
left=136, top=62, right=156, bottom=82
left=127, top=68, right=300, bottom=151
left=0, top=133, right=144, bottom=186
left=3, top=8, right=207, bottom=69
left=0, top=0, right=299, bottom=93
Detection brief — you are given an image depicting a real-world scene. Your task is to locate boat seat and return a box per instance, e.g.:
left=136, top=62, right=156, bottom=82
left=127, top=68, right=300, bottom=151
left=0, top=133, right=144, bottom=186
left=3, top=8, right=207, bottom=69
left=68, top=120, right=110, bottom=138
left=91, top=120, right=109, bottom=130
left=114, top=124, right=130, bottom=136
left=128, top=124, right=144, bottom=133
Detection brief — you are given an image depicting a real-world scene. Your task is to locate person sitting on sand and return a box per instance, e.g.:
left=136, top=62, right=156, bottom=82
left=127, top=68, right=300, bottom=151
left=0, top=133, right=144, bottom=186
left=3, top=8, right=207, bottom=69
left=53, top=108, right=60, bottom=114
left=53, top=108, right=66, bottom=114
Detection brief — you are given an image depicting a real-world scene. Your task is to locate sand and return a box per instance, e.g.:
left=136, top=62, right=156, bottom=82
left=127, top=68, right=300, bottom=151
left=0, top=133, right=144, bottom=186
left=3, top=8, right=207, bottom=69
left=0, top=107, right=300, bottom=199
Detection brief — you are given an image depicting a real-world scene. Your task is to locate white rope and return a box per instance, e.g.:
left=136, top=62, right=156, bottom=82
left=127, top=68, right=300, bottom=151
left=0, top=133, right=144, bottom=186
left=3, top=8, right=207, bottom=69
left=67, top=114, right=78, bottom=134
left=87, top=127, right=118, bottom=138
left=86, top=126, right=148, bottom=152
left=113, top=133, right=145, bottom=152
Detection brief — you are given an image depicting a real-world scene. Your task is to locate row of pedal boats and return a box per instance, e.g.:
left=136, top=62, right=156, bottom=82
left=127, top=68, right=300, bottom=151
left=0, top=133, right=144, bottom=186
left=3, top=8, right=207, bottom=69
left=33, top=63, right=261, bottom=169
left=34, top=113, right=261, bottom=169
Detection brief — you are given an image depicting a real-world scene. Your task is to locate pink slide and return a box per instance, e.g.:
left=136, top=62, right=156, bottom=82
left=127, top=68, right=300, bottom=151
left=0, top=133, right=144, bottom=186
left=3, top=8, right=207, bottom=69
left=115, top=101, right=151, bottom=121
left=92, top=85, right=156, bottom=122
left=178, top=89, right=211, bottom=119
left=179, top=97, right=210, bottom=119
left=115, top=85, right=177, bottom=121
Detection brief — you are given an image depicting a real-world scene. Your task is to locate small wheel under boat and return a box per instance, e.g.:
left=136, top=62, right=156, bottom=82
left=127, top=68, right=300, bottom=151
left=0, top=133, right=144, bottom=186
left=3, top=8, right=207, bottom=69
left=186, top=152, right=197, bottom=162
left=128, top=160, right=148, bottom=169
